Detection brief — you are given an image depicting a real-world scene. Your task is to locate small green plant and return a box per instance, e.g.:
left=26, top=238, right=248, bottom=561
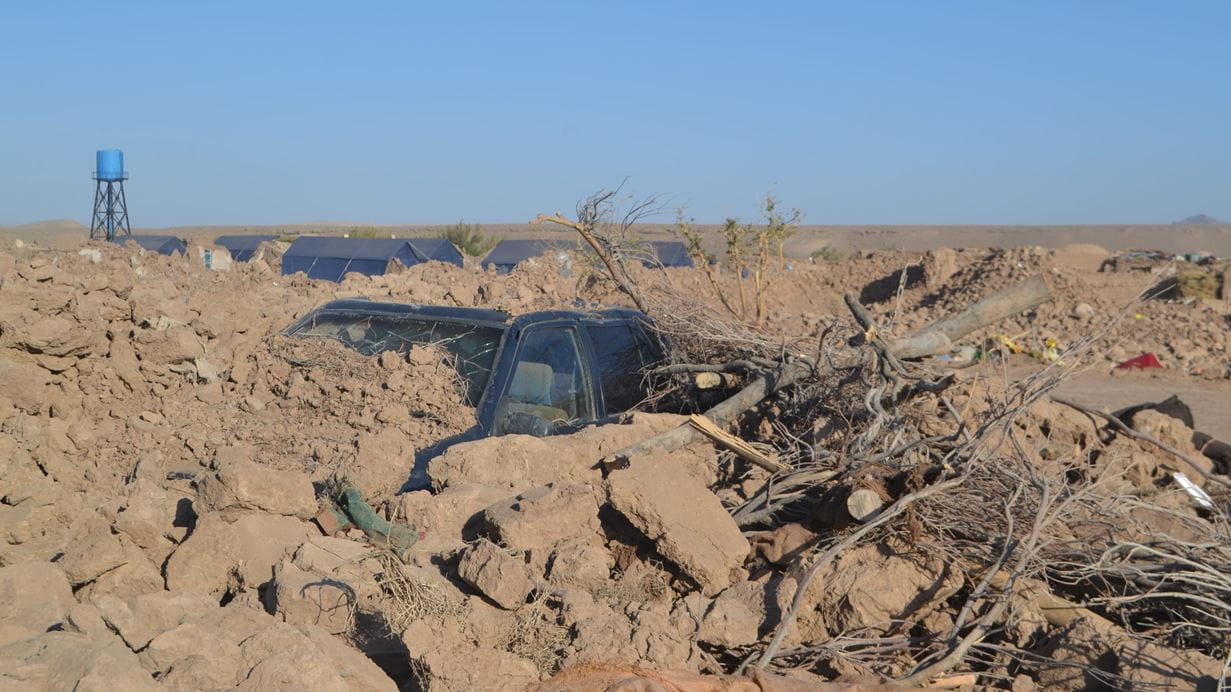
left=344, top=226, right=390, bottom=238
left=677, top=193, right=802, bottom=325
left=440, top=220, right=499, bottom=257
left=810, top=245, right=844, bottom=262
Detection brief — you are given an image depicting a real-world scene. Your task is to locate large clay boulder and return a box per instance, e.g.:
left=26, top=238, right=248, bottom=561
left=112, top=479, right=193, bottom=565
left=96, top=591, right=218, bottom=651
left=139, top=622, right=241, bottom=679
left=605, top=459, right=749, bottom=596
left=558, top=595, right=704, bottom=673
left=397, top=483, right=510, bottom=548
left=267, top=560, right=356, bottom=634
left=165, top=512, right=316, bottom=596
left=480, top=481, right=603, bottom=571
left=0, top=632, right=157, bottom=691
left=14, top=315, right=99, bottom=357
left=57, top=518, right=127, bottom=586
left=0, top=562, right=76, bottom=648
left=402, top=620, right=539, bottom=691
left=0, top=357, right=51, bottom=414
left=699, top=577, right=782, bottom=648
left=923, top=247, right=959, bottom=288
left=237, top=621, right=396, bottom=691
left=1036, top=616, right=1223, bottom=690
left=133, top=325, right=201, bottom=366
left=349, top=428, right=417, bottom=499
left=457, top=539, right=534, bottom=610
left=1131, top=410, right=1214, bottom=482
left=430, top=414, right=715, bottom=493
left=76, top=539, right=166, bottom=604
left=196, top=458, right=316, bottom=518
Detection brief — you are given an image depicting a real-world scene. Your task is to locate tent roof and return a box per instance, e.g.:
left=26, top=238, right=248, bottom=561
left=482, top=238, right=579, bottom=267
left=405, top=237, right=464, bottom=264
left=646, top=240, right=694, bottom=267
left=283, top=236, right=428, bottom=263
left=214, top=234, right=278, bottom=251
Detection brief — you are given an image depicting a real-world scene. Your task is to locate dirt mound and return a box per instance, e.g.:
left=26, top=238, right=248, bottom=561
left=0, top=237, right=1228, bottom=690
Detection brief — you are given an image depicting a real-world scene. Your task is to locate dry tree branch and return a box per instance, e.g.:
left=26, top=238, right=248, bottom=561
left=531, top=184, right=670, bottom=316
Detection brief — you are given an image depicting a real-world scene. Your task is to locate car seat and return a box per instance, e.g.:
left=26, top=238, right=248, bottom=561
left=502, top=361, right=567, bottom=423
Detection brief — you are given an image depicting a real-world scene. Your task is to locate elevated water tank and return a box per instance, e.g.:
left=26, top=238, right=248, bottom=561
left=95, top=149, right=126, bottom=181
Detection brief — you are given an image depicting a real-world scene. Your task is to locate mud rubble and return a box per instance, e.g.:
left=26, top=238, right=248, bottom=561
left=0, top=238, right=1228, bottom=690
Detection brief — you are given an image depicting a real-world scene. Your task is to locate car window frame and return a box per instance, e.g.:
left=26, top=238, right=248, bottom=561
left=283, top=306, right=509, bottom=410
left=488, top=321, right=599, bottom=435
left=579, top=316, right=664, bottom=417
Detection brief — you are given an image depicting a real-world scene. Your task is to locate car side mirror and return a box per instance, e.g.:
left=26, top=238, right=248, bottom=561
left=502, top=411, right=553, bottom=437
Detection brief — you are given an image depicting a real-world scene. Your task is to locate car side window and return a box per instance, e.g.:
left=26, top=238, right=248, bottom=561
left=588, top=322, right=653, bottom=414
left=495, top=327, right=595, bottom=433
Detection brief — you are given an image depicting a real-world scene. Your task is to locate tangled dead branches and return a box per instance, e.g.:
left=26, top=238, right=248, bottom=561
left=541, top=186, right=1231, bottom=687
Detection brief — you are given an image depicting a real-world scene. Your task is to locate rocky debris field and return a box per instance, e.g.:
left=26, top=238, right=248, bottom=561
left=0, top=237, right=1228, bottom=690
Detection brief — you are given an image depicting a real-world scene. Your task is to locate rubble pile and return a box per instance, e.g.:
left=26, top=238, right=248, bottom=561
left=0, top=237, right=1228, bottom=690
left=834, top=246, right=1231, bottom=378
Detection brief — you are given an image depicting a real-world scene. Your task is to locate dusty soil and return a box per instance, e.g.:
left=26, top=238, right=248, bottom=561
left=1047, top=369, right=1231, bottom=434
left=0, top=234, right=1228, bottom=690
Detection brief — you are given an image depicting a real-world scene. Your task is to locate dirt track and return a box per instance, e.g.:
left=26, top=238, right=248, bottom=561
left=1052, top=370, right=1231, bottom=434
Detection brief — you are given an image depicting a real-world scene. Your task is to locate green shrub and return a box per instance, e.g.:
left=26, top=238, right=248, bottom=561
left=345, top=226, right=389, bottom=238
left=440, top=220, right=498, bottom=257
left=810, top=245, right=844, bottom=262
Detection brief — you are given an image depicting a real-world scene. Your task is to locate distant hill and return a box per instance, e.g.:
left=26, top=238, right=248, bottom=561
left=1174, top=214, right=1224, bottom=225
left=0, top=219, right=90, bottom=249
left=1, top=219, right=88, bottom=234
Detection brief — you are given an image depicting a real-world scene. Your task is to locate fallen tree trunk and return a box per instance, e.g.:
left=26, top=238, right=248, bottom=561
left=1194, top=432, right=1231, bottom=474
left=886, top=275, right=1053, bottom=359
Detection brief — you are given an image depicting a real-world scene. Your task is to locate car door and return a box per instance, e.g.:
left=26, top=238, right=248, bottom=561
left=491, top=324, right=597, bottom=435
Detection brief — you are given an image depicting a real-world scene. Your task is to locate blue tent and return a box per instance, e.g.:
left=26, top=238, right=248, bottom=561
left=281, top=237, right=429, bottom=282
left=405, top=237, right=465, bottom=267
left=112, top=235, right=187, bottom=256
left=214, top=235, right=279, bottom=262
left=481, top=238, right=579, bottom=274
left=645, top=241, right=694, bottom=268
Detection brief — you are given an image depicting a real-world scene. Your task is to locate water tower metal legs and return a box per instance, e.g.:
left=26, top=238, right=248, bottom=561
left=89, top=180, right=131, bottom=241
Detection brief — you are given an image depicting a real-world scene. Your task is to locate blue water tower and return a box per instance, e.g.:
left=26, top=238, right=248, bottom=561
left=90, top=149, right=131, bottom=241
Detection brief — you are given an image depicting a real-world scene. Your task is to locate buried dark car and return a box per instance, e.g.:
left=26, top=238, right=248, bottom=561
left=284, top=299, right=665, bottom=489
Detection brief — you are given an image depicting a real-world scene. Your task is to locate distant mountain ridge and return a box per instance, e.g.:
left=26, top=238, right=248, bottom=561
left=1174, top=214, right=1224, bottom=225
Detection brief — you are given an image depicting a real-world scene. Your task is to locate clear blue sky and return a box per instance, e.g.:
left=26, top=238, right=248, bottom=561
left=2, top=1, right=1227, bottom=227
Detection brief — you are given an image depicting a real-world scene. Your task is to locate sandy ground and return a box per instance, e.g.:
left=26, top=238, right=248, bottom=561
left=1053, top=370, right=1231, bottom=435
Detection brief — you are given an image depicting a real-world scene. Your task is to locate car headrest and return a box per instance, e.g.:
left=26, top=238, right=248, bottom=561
left=507, top=361, right=553, bottom=405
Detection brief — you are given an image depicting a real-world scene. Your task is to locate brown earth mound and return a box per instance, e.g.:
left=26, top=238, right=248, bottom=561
left=0, top=237, right=1228, bottom=690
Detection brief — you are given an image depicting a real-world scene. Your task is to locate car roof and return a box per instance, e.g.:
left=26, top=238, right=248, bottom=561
left=308, top=298, right=649, bottom=329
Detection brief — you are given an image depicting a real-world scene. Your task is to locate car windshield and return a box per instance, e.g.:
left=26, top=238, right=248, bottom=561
left=286, top=311, right=504, bottom=406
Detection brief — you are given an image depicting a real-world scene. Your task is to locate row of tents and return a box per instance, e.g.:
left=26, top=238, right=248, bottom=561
left=110, top=234, right=694, bottom=283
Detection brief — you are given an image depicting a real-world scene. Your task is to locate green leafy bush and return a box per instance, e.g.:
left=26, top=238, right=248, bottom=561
left=440, top=220, right=499, bottom=257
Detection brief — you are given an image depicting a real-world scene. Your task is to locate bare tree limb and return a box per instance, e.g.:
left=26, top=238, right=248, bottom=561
left=877, top=275, right=1054, bottom=359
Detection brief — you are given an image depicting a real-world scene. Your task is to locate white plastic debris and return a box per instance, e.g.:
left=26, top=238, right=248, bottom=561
left=1173, top=472, right=1214, bottom=510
